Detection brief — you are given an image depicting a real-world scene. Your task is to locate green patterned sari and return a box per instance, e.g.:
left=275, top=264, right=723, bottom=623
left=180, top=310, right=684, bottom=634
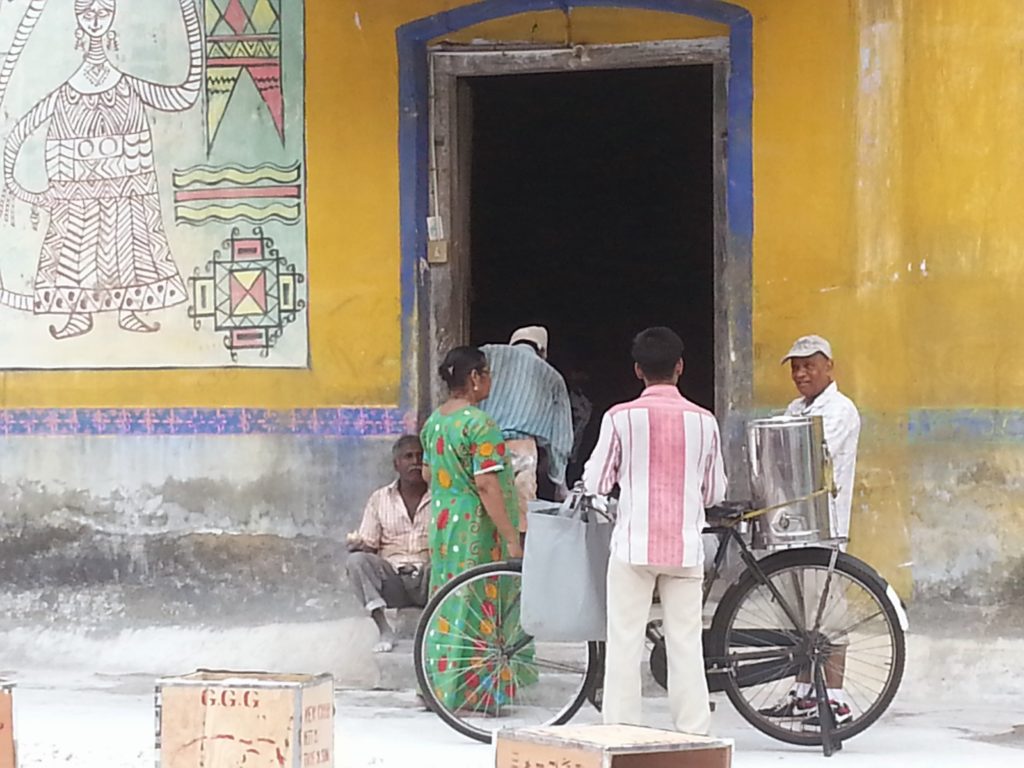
left=420, top=405, right=537, bottom=711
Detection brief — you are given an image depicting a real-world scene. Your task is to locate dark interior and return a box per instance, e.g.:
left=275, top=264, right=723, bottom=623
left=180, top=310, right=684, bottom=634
left=467, top=65, right=715, bottom=479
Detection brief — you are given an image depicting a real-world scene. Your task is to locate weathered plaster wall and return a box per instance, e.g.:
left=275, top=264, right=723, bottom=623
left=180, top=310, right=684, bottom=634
left=751, top=0, right=1024, bottom=602
left=416, top=0, right=1024, bottom=603
left=896, top=0, right=1024, bottom=600
left=0, top=435, right=395, bottom=626
left=2, top=0, right=1022, bottom=632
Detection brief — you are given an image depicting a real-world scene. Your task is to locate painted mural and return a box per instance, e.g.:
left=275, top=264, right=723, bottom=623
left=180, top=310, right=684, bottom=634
left=0, top=0, right=307, bottom=367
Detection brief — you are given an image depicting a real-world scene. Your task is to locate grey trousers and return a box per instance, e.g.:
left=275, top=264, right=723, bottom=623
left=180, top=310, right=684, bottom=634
left=346, top=552, right=430, bottom=612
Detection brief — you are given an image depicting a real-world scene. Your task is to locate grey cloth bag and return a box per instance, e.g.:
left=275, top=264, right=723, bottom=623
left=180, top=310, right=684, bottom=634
left=521, top=495, right=614, bottom=642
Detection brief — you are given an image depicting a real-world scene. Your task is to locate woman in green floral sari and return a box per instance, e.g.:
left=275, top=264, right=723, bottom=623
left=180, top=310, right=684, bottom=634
left=420, top=346, right=534, bottom=713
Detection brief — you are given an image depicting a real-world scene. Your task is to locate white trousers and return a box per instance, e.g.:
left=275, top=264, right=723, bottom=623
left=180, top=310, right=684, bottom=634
left=603, top=555, right=711, bottom=735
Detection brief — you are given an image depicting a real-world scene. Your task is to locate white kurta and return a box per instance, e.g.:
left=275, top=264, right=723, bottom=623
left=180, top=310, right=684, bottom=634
left=785, top=382, right=861, bottom=540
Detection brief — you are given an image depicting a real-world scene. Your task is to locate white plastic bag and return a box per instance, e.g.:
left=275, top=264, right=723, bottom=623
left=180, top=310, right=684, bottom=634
left=520, top=493, right=613, bottom=642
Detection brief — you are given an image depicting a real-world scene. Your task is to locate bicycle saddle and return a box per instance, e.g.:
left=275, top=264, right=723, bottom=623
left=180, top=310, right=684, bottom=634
left=704, top=500, right=753, bottom=522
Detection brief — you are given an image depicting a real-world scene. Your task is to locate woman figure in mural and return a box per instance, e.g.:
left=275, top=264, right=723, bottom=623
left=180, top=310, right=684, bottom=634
left=0, top=0, right=202, bottom=339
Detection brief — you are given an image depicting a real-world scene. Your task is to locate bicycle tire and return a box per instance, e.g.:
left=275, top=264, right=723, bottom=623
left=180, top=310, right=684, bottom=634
left=413, top=560, right=600, bottom=743
left=709, top=548, right=906, bottom=747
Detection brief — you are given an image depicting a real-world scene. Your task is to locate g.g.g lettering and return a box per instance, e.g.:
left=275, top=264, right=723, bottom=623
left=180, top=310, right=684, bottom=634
left=200, top=688, right=260, bottom=708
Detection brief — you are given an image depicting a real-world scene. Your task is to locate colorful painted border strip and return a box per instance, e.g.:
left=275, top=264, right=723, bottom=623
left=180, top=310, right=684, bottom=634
left=0, top=408, right=408, bottom=436
left=1, top=408, right=1011, bottom=439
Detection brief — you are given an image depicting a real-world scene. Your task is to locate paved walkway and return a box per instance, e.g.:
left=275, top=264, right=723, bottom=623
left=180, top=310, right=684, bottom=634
left=4, top=670, right=1022, bottom=768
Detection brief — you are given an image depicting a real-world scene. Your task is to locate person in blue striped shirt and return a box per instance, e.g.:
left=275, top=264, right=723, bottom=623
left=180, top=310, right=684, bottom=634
left=480, top=326, right=574, bottom=529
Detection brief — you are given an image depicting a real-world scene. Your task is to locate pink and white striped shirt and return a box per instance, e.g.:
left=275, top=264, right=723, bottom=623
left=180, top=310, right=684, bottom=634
left=582, top=385, right=727, bottom=568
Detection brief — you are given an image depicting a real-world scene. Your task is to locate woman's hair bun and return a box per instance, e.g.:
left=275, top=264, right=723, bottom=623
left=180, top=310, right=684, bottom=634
left=439, top=346, right=486, bottom=390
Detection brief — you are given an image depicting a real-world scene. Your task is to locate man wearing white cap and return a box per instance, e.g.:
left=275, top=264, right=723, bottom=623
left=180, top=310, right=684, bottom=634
left=480, top=326, right=573, bottom=524
left=760, top=334, right=861, bottom=726
left=781, top=334, right=861, bottom=545
left=509, top=325, right=549, bottom=358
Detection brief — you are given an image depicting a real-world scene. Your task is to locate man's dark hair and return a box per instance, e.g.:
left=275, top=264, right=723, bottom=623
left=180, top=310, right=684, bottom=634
left=631, top=327, right=685, bottom=381
left=392, top=434, right=422, bottom=459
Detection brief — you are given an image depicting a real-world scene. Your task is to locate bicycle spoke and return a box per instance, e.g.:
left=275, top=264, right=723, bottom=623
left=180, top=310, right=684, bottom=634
left=731, top=595, right=805, bottom=652
left=842, top=671, right=885, bottom=716
left=739, top=586, right=801, bottom=633
left=522, top=656, right=588, bottom=675
left=717, top=557, right=905, bottom=747
left=418, top=565, right=593, bottom=743
left=787, top=569, right=808, bottom=632
left=732, top=597, right=803, bottom=647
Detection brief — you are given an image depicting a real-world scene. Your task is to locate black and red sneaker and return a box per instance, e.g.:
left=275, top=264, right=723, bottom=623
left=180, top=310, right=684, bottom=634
left=803, top=700, right=853, bottom=727
left=757, top=691, right=817, bottom=719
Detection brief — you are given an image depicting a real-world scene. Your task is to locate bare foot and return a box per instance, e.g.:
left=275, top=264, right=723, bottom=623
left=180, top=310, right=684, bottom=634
left=373, top=627, right=396, bottom=653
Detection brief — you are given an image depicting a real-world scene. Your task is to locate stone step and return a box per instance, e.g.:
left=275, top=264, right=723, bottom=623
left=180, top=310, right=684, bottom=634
left=372, top=648, right=417, bottom=691
left=389, top=608, right=422, bottom=640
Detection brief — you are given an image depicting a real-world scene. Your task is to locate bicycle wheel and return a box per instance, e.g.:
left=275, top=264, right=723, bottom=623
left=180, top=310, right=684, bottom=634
left=709, top=548, right=906, bottom=746
left=413, top=560, right=599, bottom=743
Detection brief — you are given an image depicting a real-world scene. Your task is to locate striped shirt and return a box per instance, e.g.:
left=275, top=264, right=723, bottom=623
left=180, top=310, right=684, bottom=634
left=480, top=344, right=573, bottom=485
left=355, top=481, right=431, bottom=567
left=582, top=385, right=727, bottom=568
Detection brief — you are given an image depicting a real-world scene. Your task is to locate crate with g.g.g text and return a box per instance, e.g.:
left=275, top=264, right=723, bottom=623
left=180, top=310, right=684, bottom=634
left=156, top=670, right=333, bottom=768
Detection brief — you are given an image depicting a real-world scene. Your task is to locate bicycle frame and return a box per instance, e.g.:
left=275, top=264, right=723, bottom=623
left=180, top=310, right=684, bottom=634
left=702, top=524, right=812, bottom=642
left=644, top=524, right=815, bottom=680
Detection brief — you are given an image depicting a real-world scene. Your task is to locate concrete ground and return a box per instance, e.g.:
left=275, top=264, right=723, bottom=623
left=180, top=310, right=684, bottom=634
left=3, top=670, right=1022, bottom=768
left=2, top=605, right=1023, bottom=768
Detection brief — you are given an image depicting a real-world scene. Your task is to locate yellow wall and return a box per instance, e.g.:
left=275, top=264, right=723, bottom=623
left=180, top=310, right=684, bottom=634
left=747, top=0, right=1024, bottom=596
left=902, top=0, right=1024, bottom=406
left=9, top=0, right=1024, bottom=595
left=440, top=7, right=726, bottom=43
left=0, top=0, right=855, bottom=413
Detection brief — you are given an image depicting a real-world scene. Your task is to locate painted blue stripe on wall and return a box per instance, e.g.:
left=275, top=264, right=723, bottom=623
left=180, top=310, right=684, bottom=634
left=0, top=408, right=408, bottom=437
left=908, top=410, right=1024, bottom=443
left=726, top=13, right=753, bottom=240
left=7, top=406, right=1011, bottom=440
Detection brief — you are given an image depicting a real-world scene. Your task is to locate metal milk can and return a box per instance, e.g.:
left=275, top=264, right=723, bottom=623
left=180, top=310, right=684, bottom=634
left=746, top=415, right=838, bottom=549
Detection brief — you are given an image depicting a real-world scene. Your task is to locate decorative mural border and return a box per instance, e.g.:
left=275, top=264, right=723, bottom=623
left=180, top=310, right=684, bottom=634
left=0, top=408, right=408, bottom=437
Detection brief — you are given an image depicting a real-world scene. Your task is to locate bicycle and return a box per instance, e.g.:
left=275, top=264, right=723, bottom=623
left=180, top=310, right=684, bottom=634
left=413, top=497, right=907, bottom=757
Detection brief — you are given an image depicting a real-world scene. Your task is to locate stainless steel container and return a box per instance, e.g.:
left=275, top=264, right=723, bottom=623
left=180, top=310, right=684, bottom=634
left=747, top=415, right=836, bottom=548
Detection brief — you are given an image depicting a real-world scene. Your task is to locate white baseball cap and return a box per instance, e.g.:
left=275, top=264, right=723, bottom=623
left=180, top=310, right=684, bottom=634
left=781, top=334, right=833, bottom=364
left=510, top=326, right=549, bottom=358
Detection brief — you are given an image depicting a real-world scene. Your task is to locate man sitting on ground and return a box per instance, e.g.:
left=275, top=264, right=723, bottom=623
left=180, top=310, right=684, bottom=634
left=346, top=435, right=431, bottom=653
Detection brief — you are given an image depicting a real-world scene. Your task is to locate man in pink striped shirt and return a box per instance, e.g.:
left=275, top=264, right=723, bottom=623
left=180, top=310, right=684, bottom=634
left=583, top=327, right=727, bottom=735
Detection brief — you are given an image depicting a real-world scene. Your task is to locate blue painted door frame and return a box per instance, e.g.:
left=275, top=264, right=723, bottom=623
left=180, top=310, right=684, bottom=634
left=396, top=0, right=754, bottom=428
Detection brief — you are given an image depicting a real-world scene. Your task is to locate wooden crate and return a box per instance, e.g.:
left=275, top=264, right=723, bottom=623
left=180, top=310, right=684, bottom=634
left=495, top=724, right=732, bottom=768
left=157, top=671, right=333, bottom=768
left=0, top=682, right=13, bottom=768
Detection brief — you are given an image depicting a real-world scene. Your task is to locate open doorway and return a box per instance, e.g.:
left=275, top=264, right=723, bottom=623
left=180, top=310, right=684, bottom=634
left=427, top=42, right=731, bottom=479
left=470, top=66, right=714, bottom=465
